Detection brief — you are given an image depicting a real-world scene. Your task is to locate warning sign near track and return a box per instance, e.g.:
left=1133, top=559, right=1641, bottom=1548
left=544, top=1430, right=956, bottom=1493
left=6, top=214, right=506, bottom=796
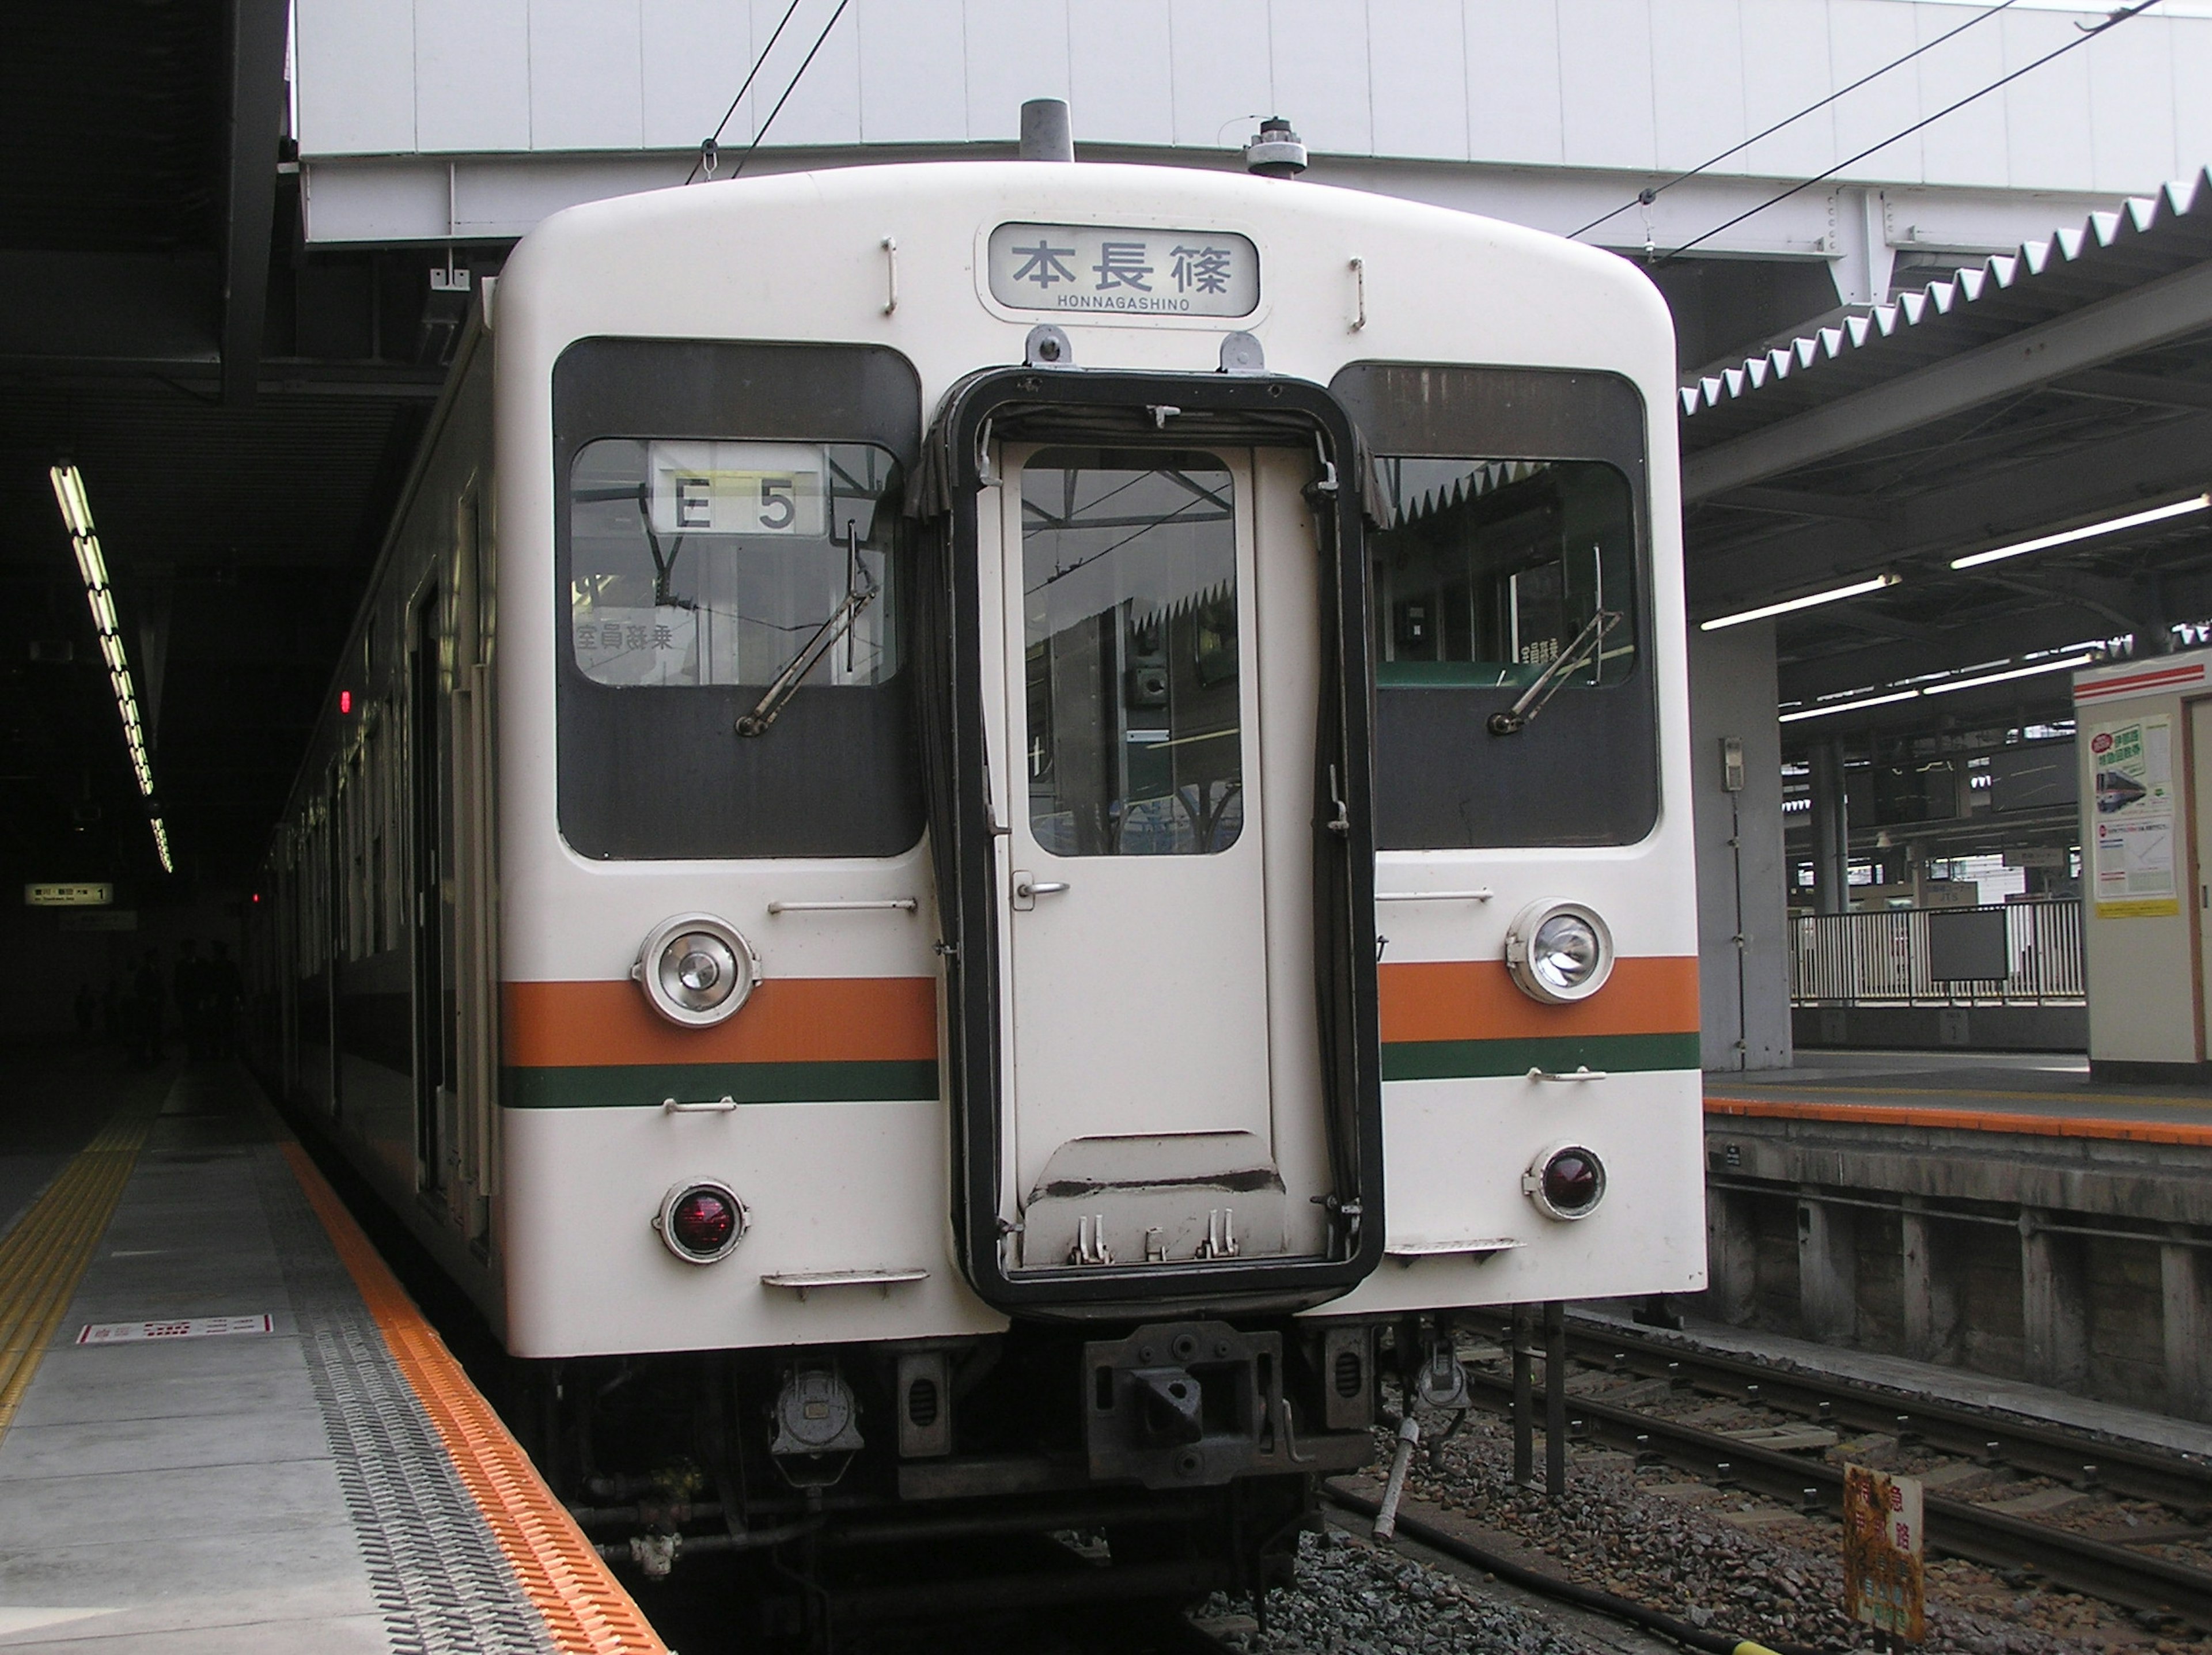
left=1843, top=1463, right=1925, bottom=1643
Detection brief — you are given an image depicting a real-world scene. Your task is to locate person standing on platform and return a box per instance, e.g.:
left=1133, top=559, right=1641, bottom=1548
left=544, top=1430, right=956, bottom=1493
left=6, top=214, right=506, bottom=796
left=131, top=947, right=164, bottom=1067
left=174, top=940, right=210, bottom=1061
left=205, top=941, right=243, bottom=1059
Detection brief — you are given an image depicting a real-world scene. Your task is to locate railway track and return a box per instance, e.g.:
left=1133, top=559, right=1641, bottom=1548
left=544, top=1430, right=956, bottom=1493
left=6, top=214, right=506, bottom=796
left=1459, top=1315, right=2212, bottom=1631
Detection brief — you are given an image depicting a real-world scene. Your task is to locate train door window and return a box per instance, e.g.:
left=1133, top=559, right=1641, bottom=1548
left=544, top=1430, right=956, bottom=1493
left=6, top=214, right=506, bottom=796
left=1018, top=450, right=1242, bottom=856
left=1331, top=364, right=1658, bottom=848
left=553, top=339, right=925, bottom=859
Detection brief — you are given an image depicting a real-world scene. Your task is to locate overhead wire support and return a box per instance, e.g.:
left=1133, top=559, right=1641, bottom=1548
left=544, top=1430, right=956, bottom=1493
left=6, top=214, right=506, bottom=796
left=685, top=0, right=806, bottom=185
left=1652, top=0, right=2167, bottom=267
left=688, top=0, right=854, bottom=190
left=1567, top=0, right=2022, bottom=242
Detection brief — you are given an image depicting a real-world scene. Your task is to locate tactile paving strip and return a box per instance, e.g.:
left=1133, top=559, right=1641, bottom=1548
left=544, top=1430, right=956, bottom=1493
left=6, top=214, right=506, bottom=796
left=0, top=1095, right=161, bottom=1444
left=268, top=1143, right=667, bottom=1655
left=255, top=1146, right=567, bottom=1655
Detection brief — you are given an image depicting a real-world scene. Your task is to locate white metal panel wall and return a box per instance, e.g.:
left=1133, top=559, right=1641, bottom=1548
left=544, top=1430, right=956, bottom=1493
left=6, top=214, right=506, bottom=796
left=296, top=0, right=2212, bottom=197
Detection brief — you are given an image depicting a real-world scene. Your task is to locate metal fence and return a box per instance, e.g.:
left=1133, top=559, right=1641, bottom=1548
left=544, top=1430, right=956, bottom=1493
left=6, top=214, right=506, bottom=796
left=1790, top=900, right=2085, bottom=1006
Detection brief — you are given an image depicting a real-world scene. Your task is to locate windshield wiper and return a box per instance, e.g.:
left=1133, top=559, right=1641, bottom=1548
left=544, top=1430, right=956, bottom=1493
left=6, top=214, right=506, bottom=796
left=734, top=583, right=879, bottom=737
left=1487, top=609, right=1620, bottom=736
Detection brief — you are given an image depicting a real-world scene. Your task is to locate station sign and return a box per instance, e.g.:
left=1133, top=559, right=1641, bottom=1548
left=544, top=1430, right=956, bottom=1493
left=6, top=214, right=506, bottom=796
left=25, top=882, right=112, bottom=907
left=986, top=222, right=1259, bottom=317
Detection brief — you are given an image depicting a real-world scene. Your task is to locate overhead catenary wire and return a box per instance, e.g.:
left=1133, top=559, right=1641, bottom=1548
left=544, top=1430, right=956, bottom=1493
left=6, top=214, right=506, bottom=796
left=683, top=0, right=808, bottom=185
left=1654, top=0, right=2166, bottom=266
left=1567, top=0, right=2021, bottom=243
left=695, top=0, right=854, bottom=190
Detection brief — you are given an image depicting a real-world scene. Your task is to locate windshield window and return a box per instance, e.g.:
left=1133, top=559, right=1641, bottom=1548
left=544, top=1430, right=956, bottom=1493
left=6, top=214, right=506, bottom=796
left=567, top=439, right=900, bottom=690
left=1370, top=459, right=1635, bottom=691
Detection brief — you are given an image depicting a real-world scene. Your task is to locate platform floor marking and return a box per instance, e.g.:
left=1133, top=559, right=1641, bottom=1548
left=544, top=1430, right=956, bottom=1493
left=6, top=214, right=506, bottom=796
left=0, top=1095, right=160, bottom=1445
left=1711, top=1080, right=2212, bottom=1111
left=76, top=1312, right=274, bottom=1344
left=279, top=1142, right=667, bottom=1655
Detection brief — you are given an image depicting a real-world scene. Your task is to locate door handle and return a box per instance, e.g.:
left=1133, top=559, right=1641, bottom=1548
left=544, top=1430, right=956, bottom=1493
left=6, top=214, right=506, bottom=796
left=1011, top=871, right=1070, bottom=911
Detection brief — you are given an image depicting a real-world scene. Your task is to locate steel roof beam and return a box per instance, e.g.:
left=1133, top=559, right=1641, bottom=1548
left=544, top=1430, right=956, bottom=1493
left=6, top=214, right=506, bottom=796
left=1683, top=260, right=2212, bottom=502
left=2049, top=368, right=2212, bottom=412
left=220, top=0, right=290, bottom=406
left=1692, top=408, right=2212, bottom=610
left=1705, top=486, right=1893, bottom=523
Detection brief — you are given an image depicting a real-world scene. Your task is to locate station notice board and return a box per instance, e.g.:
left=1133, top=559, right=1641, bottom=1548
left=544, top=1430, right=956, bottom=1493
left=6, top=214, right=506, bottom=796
left=1843, top=1464, right=1925, bottom=1643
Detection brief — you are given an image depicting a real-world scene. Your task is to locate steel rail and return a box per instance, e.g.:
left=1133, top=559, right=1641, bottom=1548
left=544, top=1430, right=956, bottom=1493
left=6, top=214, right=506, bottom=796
left=1480, top=1315, right=2212, bottom=1512
left=1459, top=1370, right=2212, bottom=1630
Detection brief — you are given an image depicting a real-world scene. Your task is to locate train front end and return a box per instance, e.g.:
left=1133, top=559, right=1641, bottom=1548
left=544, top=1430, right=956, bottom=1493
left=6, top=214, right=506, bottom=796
left=488, top=157, right=1699, bottom=1584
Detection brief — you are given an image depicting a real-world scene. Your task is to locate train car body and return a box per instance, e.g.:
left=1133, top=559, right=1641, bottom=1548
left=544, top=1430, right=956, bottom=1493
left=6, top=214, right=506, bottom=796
left=249, top=157, right=1700, bottom=1588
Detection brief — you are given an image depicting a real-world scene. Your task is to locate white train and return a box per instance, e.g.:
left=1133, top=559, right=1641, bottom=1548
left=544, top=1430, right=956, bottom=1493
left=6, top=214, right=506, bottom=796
left=248, top=148, right=1703, bottom=1601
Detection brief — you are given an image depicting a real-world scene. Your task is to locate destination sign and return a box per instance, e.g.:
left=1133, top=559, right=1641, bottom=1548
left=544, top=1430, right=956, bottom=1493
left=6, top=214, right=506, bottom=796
left=986, top=223, right=1259, bottom=317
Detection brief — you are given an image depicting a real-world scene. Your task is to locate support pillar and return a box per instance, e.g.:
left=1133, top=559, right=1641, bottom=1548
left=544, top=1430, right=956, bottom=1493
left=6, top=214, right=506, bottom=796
left=1706, top=1186, right=1758, bottom=1325
left=1797, top=1192, right=1856, bottom=1342
left=2020, top=1210, right=2088, bottom=1391
left=1809, top=740, right=1850, bottom=915
left=1688, top=619, right=1791, bottom=1069
left=1899, top=1199, right=1955, bottom=1363
left=2162, top=1234, right=2212, bottom=1419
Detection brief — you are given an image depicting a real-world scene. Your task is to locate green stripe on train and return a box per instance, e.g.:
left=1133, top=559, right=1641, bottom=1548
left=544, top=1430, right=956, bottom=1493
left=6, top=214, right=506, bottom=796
left=500, top=1060, right=941, bottom=1108
left=1381, top=1032, right=1702, bottom=1082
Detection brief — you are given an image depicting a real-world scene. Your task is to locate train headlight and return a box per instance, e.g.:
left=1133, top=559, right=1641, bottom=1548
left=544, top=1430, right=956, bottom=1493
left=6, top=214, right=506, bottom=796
left=1503, top=900, right=1613, bottom=1004
left=656, top=1180, right=748, bottom=1263
left=634, top=914, right=759, bottom=1027
left=1522, top=1144, right=1607, bottom=1221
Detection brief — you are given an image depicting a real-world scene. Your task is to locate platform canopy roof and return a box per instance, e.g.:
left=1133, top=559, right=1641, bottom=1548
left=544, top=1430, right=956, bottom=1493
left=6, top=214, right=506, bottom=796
left=1678, top=167, right=2212, bottom=744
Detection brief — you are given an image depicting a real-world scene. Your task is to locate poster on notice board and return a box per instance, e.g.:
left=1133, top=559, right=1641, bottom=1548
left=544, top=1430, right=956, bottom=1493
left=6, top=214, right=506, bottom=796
left=2088, top=715, right=2178, bottom=918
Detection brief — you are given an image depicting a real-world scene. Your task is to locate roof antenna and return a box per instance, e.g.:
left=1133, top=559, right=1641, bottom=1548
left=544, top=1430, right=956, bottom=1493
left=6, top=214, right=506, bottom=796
left=1020, top=99, right=1074, bottom=162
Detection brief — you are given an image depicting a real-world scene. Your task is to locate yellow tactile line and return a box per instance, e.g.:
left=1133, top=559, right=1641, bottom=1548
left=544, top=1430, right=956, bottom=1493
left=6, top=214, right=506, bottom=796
left=280, top=1143, right=667, bottom=1655
left=0, top=1096, right=162, bottom=1443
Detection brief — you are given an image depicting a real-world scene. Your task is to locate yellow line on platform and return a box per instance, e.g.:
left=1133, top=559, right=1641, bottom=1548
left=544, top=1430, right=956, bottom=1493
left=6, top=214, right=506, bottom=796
left=0, top=1094, right=161, bottom=1444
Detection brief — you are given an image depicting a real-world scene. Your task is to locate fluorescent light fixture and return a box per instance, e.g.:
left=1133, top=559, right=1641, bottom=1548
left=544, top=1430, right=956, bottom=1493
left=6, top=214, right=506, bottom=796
left=1922, top=652, right=2096, bottom=696
left=48, top=464, right=92, bottom=539
left=1699, top=572, right=1900, bottom=632
left=49, top=463, right=172, bottom=872
left=1950, top=494, right=2212, bottom=570
left=1778, top=688, right=1922, bottom=724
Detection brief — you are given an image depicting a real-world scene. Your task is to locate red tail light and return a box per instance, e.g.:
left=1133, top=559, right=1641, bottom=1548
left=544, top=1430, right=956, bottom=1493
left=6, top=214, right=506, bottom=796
left=657, top=1181, right=746, bottom=1263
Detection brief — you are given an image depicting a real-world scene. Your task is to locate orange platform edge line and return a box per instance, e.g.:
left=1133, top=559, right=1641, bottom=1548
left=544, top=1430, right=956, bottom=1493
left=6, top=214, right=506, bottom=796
left=280, top=1142, right=669, bottom=1655
left=1705, top=1095, right=2212, bottom=1149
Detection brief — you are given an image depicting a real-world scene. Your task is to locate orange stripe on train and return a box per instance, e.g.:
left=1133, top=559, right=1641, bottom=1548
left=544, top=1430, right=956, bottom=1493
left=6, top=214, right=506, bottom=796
left=503, top=978, right=938, bottom=1069
left=1378, top=956, right=1700, bottom=1045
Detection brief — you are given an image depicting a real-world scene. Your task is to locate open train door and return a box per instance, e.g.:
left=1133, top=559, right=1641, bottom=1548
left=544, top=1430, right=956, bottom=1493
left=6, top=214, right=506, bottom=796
left=916, top=369, right=1384, bottom=1315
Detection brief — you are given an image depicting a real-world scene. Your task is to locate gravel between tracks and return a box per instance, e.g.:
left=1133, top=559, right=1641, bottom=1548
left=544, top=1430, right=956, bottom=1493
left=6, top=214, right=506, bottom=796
left=1366, top=1402, right=2199, bottom=1654
left=1197, top=1527, right=1606, bottom=1655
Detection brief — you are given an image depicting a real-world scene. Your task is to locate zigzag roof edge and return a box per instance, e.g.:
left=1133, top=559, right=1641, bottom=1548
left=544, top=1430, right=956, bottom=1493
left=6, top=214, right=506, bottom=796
left=1679, top=169, right=2212, bottom=422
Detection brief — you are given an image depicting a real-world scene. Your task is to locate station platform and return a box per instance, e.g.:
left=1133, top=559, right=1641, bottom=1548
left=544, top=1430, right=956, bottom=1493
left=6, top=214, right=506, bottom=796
left=0, top=1051, right=663, bottom=1654
left=1706, top=1048, right=2212, bottom=1142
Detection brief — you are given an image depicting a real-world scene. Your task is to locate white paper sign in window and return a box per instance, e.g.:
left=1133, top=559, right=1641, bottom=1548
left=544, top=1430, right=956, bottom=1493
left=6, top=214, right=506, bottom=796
left=987, top=223, right=1259, bottom=317
left=649, top=441, right=827, bottom=537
